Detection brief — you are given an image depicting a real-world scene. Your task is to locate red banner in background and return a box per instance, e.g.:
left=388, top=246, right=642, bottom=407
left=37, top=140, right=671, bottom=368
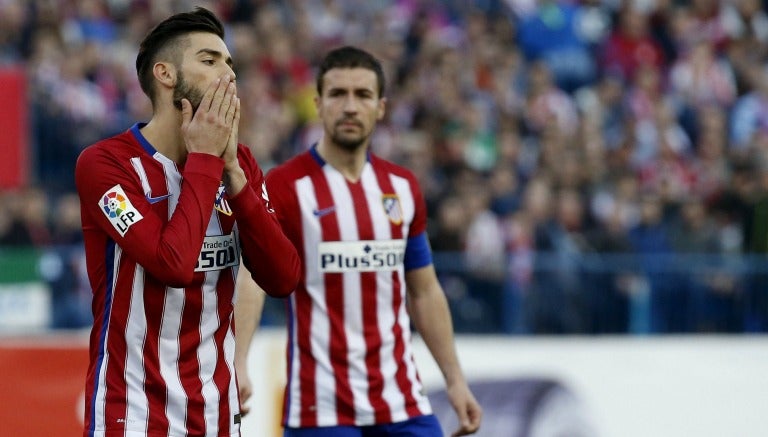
left=0, top=336, right=88, bottom=436
left=0, top=66, right=29, bottom=189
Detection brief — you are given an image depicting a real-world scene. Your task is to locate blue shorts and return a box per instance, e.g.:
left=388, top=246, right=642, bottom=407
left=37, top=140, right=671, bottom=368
left=283, top=415, right=443, bottom=437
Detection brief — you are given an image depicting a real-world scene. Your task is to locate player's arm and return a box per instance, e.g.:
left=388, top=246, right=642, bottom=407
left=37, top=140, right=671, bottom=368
left=229, top=147, right=300, bottom=297
left=234, top=263, right=267, bottom=417
left=75, top=75, right=239, bottom=285
left=405, top=236, right=482, bottom=437
left=76, top=147, right=224, bottom=286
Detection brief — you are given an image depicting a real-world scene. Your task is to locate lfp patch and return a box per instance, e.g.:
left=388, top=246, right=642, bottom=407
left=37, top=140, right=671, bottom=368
left=100, top=184, right=143, bottom=236
left=382, top=194, right=403, bottom=226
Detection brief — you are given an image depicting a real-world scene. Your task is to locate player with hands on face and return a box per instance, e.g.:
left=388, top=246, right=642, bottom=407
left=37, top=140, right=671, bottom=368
left=75, top=8, right=299, bottom=437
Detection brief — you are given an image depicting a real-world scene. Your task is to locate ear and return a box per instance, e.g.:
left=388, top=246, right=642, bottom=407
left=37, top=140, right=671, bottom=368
left=152, top=62, right=177, bottom=90
left=376, top=97, right=387, bottom=121
left=314, top=94, right=322, bottom=117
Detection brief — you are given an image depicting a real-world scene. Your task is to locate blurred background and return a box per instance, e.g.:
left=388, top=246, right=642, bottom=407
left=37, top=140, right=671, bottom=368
left=1, top=0, right=767, bottom=436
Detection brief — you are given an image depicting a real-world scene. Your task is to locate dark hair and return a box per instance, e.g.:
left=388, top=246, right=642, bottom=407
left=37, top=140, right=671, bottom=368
left=316, top=46, right=386, bottom=98
left=135, top=7, right=225, bottom=104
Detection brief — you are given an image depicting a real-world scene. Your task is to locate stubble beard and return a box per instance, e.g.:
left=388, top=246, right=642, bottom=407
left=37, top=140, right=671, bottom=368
left=330, top=120, right=370, bottom=151
left=172, top=71, right=205, bottom=113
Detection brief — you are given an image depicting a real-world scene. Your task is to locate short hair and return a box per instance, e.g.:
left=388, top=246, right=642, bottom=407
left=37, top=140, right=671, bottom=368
left=135, top=7, right=225, bottom=104
left=316, top=46, right=386, bottom=98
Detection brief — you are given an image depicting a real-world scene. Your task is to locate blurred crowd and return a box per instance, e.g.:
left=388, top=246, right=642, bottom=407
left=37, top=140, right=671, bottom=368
left=3, top=0, right=768, bottom=334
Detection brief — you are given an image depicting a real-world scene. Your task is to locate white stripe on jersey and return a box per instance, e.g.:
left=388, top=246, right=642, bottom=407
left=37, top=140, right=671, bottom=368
left=155, top=153, right=180, bottom=216
left=124, top=263, right=149, bottom=431
left=160, top=289, right=186, bottom=437
left=200, top=209, right=225, bottom=434
left=286, top=175, right=318, bottom=427
left=155, top=158, right=188, bottom=436
left=324, top=164, right=374, bottom=426
left=130, top=157, right=151, bottom=196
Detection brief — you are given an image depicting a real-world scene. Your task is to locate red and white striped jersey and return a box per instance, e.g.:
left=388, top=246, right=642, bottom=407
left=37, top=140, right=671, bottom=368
left=76, top=123, right=299, bottom=437
left=266, top=147, right=434, bottom=428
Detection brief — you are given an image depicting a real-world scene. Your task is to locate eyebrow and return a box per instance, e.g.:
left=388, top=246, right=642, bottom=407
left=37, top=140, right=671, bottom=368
left=196, top=48, right=234, bottom=68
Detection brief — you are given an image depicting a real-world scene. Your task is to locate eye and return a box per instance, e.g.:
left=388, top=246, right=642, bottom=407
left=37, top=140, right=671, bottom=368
left=202, top=59, right=215, bottom=65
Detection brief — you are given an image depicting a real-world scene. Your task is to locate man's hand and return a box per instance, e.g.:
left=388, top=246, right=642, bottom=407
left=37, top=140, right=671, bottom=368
left=447, top=381, right=483, bottom=436
left=220, top=91, right=247, bottom=196
left=181, top=73, right=237, bottom=157
left=235, top=358, right=253, bottom=417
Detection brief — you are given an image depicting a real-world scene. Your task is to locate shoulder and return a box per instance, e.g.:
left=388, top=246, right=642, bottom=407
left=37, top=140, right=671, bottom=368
left=266, top=151, right=317, bottom=185
left=76, top=130, right=137, bottom=170
left=370, top=154, right=420, bottom=185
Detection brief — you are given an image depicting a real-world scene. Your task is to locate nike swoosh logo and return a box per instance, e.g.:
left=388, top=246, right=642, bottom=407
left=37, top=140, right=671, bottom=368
left=146, top=193, right=171, bottom=204
left=312, top=206, right=336, bottom=217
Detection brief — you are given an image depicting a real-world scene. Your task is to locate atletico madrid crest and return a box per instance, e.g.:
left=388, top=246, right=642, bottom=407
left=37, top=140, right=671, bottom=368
left=215, top=182, right=233, bottom=216
left=382, top=194, right=403, bottom=225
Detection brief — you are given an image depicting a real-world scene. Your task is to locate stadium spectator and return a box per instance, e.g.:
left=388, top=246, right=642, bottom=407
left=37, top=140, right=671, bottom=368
left=4, top=0, right=768, bottom=335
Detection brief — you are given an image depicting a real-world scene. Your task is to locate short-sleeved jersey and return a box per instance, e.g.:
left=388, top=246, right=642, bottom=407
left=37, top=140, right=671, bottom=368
left=266, top=146, right=433, bottom=428
left=76, top=123, right=299, bottom=437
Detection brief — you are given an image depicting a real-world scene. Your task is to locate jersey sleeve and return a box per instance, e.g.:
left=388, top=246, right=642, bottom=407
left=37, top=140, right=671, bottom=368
left=228, top=145, right=300, bottom=297
left=75, top=144, right=224, bottom=286
left=405, top=173, right=433, bottom=269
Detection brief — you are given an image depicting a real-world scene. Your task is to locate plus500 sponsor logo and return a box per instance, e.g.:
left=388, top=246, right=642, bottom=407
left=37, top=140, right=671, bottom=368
left=318, top=240, right=406, bottom=273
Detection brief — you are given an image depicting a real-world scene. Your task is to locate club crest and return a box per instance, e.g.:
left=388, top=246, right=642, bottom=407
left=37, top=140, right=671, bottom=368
left=215, top=182, right=232, bottom=216
left=382, top=194, right=403, bottom=225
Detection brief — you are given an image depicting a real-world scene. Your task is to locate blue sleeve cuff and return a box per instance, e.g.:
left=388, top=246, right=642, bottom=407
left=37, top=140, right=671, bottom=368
left=404, top=232, right=432, bottom=271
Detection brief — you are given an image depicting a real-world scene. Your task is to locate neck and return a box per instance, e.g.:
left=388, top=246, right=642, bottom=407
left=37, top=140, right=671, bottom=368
left=316, top=138, right=369, bottom=182
left=139, top=106, right=186, bottom=163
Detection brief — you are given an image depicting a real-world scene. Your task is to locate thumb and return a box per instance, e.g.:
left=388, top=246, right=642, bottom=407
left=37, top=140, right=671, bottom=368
left=180, top=98, right=192, bottom=127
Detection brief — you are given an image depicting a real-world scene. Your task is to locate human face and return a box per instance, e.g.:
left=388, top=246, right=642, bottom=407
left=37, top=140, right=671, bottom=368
left=172, top=32, right=235, bottom=111
left=316, top=68, right=385, bottom=151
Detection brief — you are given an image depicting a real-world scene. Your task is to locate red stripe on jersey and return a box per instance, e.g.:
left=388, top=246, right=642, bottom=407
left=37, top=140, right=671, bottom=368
left=347, top=180, right=391, bottom=423
left=291, top=282, right=316, bottom=426
left=214, top=272, right=235, bottom=434
left=179, top=288, right=205, bottom=433
left=310, top=171, right=356, bottom=423
left=372, top=165, right=421, bottom=417
left=143, top=277, right=170, bottom=434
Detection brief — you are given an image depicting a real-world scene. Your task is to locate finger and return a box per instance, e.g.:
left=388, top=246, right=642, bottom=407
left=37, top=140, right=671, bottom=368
left=209, top=74, right=231, bottom=115
left=197, top=76, right=220, bottom=114
left=218, top=81, right=236, bottom=118
left=225, top=91, right=238, bottom=127
left=240, top=402, right=251, bottom=417
left=180, top=99, right=192, bottom=129
left=465, top=403, right=482, bottom=433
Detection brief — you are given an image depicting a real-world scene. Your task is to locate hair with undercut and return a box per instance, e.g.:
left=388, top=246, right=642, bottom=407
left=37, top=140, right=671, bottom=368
left=316, top=46, right=386, bottom=98
left=135, top=7, right=224, bottom=105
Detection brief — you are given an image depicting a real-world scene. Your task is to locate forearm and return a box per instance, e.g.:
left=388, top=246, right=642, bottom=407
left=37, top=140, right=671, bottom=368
left=408, top=281, right=466, bottom=386
left=234, top=265, right=266, bottom=368
left=229, top=182, right=300, bottom=296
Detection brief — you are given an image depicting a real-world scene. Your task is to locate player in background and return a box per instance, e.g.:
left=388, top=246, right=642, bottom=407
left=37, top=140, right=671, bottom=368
left=75, top=8, right=300, bottom=437
left=235, top=46, right=482, bottom=437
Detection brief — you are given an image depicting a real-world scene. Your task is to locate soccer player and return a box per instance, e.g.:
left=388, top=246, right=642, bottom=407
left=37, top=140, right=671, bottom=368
left=75, top=8, right=300, bottom=437
left=235, top=46, right=482, bottom=436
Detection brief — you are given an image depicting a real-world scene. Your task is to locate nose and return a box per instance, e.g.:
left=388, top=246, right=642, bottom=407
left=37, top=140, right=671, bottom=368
left=343, top=95, right=358, bottom=113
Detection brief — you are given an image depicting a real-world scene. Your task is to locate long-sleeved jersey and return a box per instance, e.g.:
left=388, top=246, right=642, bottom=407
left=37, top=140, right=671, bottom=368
left=75, top=123, right=300, bottom=437
left=265, top=147, right=434, bottom=428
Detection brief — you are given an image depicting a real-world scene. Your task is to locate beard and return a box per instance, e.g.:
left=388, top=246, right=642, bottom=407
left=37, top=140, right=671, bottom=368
left=172, top=71, right=204, bottom=112
left=330, top=119, right=369, bottom=151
